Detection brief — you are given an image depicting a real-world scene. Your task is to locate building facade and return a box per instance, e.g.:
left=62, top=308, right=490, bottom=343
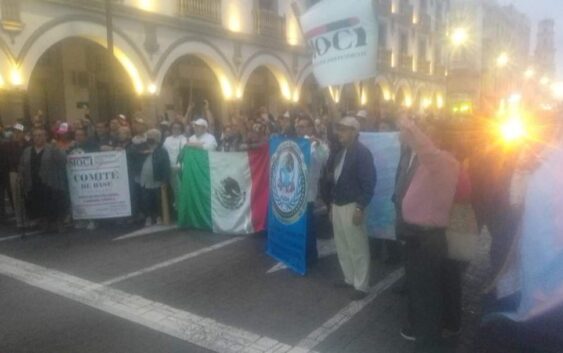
left=0, top=0, right=448, bottom=126
left=534, top=19, right=556, bottom=77
left=447, top=0, right=531, bottom=112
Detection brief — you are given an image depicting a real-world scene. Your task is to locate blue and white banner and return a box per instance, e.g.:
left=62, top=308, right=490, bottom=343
left=359, top=133, right=401, bottom=240
left=494, top=144, right=563, bottom=321
left=267, top=137, right=311, bottom=275
left=296, top=0, right=379, bottom=87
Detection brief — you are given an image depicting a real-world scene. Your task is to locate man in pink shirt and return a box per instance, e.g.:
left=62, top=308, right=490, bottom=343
left=396, top=116, right=460, bottom=353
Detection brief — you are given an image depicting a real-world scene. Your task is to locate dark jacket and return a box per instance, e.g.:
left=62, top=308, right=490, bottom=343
left=152, top=146, right=171, bottom=183
left=324, top=139, right=376, bottom=209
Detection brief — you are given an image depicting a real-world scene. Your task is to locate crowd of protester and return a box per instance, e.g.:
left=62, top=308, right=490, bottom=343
left=1, top=99, right=562, bottom=353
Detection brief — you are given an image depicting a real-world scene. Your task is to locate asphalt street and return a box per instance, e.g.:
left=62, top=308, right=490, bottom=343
left=0, top=219, right=561, bottom=353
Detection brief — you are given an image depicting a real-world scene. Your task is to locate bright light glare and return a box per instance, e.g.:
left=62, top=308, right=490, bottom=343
left=501, top=118, right=526, bottom=142
left=10, top=68, right=23, bottom=86
left=496, top=52, right=509, bottom=67
left=524, top=68, right=535, bottom=79
left=552, top=82, right=563, bottom=101
left=450, top=27, right=469, bottom=47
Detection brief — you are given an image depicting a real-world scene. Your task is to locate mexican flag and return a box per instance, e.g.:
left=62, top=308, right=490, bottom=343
left=178, top=145, right=269, bottom=234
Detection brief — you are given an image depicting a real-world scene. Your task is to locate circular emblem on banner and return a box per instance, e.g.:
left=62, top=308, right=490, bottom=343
left=271, top=140, right=308, bottom=225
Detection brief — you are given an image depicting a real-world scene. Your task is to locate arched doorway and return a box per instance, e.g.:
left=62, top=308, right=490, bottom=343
left=242, top=66, right=285, bottom=117
left=340, top=83, right=359, bottom=113
left=27, top=38, right=136, bottom=124
left=298, top=74, right=326, bottom=116
left=395, top=87, right=406, bottom=108
left=159, top=55, right=223, bottom=125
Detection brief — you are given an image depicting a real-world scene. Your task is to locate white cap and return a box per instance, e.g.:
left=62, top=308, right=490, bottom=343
left=193, top=118, right=208, bottom=128
left=337, top=116, right=360, bottom=131
left=283, top=111, right=291, bottom=118
left=356, top=110, right=368, bottom=119
left=13, top=123, right=24, bottom=132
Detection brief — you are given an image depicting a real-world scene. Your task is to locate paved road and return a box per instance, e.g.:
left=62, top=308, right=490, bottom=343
left=0, top=219, right=561, bottom=353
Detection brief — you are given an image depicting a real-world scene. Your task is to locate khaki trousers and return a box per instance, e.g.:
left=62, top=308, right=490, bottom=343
left=332, top=203, right=370, bottom=292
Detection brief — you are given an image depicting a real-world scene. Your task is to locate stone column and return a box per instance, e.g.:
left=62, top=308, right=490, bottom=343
left=0, top=89, right=29, bottom=126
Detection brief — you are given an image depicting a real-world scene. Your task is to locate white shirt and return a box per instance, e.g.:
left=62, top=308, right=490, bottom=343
left=334, top=149, right=347, bottom=183
left=189, top=133, right=217, bottom=151
left=163, top=134, right=188, bottom=167
left=308, top=141, right=329, bottom=202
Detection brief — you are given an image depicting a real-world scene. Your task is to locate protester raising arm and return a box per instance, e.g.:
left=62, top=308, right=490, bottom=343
left=398, top=116, right=457, bottom=173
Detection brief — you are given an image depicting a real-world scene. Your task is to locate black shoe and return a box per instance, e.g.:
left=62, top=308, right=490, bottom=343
left=333, top=281, right=353, bottom=289
left=400, top=327, right=416, bottom=342
left=350, top=290, right=368, bottom=301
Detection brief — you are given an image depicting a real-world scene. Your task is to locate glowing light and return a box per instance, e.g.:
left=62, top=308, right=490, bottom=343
left=280, top=81, right=292, bottom=101
left=391, top=1, right=397, bottom=13
left=287, top=16, right=301, bottom=46
left=137, top=0, right=154, bottom=11
left=219, top=76, right=233, bottom=100
left=496, top=52, right=509, bottom=68
left=501, top=118, right=526, bottom=142
left=552, top=82, right=563, bottom=101
left=382, top=88, right=392, bottom=101
left=508, top=93, right=522, bottom=105
left=10, top=68, right=22, bottom=86
left=227, top=2, right=241, bottom=32
left=235, top=85, right=243, bottom=100
left=450, top=27, right=469, bottom=47
left=293, top=89, right=301, bottom=103
left=391, top=52, right=396, bottom=68
left=147, top=83, right=157, bottom=95
left=0, top=74, right=4, bottom=88
left=436, top=95, right=444, bottom=109
left=114, top=50, right=144, bottom=94
left=403, top=96, right=413, bottom=108
left=421, top=98, right=432, bottom=109
left=328, top=86, right=341, bottom=103
left=524, top=68, right=535, bottom=79
left=360, top=88, right=368, bottom=106
left=412, top=14, right=418, bottom=24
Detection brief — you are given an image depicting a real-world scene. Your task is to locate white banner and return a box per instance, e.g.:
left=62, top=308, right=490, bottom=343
left=67, top=151, right=131, bottom=220
left=298, top=0, right=378, bottom=87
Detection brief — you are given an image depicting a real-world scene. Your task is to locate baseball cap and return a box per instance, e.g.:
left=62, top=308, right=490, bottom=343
left=337, top=117, right=360, bottom=131
left=356, top=110, right=368, bottom=119
left=193, top=118, right=209, bottom=128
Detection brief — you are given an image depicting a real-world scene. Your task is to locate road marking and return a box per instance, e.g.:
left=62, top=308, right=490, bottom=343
left=0, top=235, right=23, bottom=242
left=101, top=237, right=245, bottom=286
left=0, top=231, right=43, bottom=242
left=295, top=268, right=405, bottom=351
left=0, top=254, right=310, bottom=353
left=267, top=239, right=336, bottom=274
left=113, top=225, right=177, bottom=241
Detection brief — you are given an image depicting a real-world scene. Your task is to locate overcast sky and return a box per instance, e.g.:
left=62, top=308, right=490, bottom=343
left=499, top=0, right=563, bottom=79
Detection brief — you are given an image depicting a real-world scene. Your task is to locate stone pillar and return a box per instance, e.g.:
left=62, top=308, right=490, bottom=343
left=136, top=94, right=159, bottom=126
left=0, top=89, right=29, bottom=126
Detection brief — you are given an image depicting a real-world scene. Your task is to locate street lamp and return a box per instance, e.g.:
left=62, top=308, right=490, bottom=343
left=496, top=52, right=509, bottom=68
left=450, top=27, right=469, bottom=47
left=524, top=67, right=535, bottom=79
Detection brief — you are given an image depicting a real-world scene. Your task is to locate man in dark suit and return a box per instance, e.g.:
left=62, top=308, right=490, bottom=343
left=325, top=116, right=376, bottom=300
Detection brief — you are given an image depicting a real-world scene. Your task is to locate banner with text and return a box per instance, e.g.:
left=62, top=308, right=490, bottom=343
left=267, top=137, right=311, bottom=275
left=296, top=0, right=379, bottom=87
left=359, top=133, right=401, bottom=240
left=67, top=151, right=131, bottom=220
